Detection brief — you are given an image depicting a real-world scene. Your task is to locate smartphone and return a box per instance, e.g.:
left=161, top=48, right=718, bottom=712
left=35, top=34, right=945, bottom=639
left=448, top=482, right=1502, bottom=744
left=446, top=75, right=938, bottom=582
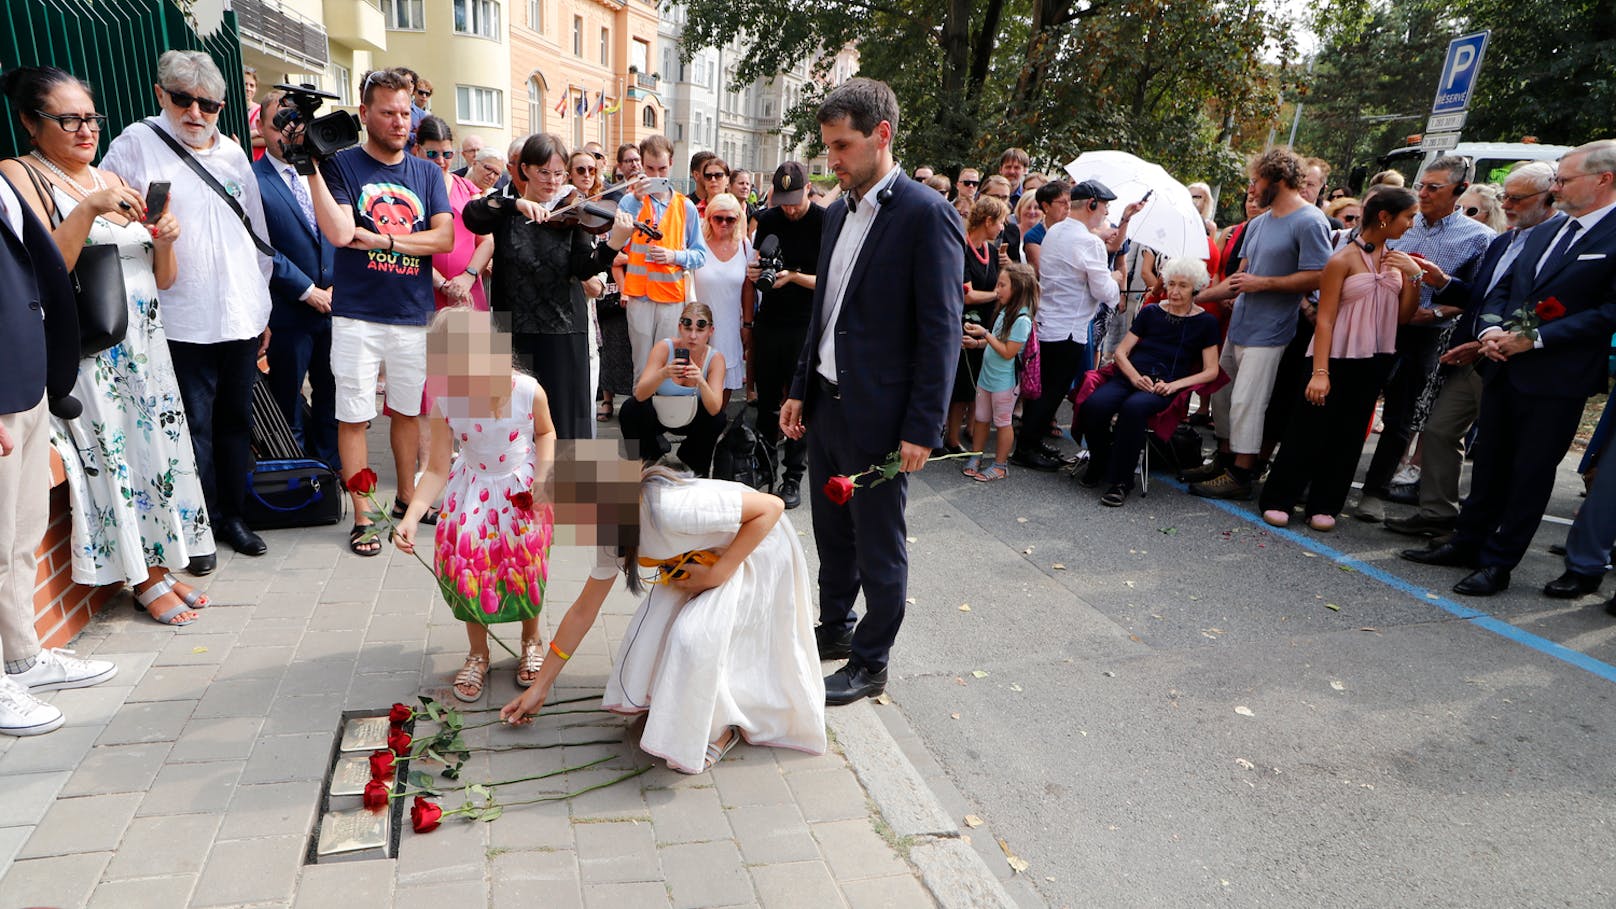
left=673, top=347, right=690, bottom=364
left=1140, top=189, right=1155, bottom=203
left=143, top=181, right=171, bottom=225
left=640, top=177, right=673, bottom=195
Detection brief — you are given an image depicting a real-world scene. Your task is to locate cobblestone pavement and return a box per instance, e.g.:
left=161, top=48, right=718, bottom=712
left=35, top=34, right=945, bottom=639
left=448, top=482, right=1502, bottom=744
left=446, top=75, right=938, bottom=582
left=0, top=500, right=942, bottom=908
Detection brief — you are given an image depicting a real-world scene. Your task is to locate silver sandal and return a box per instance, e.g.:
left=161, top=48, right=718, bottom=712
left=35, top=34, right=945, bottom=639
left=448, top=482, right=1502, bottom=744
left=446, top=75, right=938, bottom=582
left=700, top=726, right=741, bottom=773
left=135, top=578, right=196, bottom=626
left=516, top=640, right=545, bottom=689
left=163, top=573, right=209, bottom=609
left=452, top=654, right=489, bottom=703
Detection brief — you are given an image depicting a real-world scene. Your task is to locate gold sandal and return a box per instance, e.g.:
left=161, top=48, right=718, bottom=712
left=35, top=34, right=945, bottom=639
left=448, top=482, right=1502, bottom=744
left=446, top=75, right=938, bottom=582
left=516, top=639, right=545, bottom=689
left=452, top=654, right=489, bottom=703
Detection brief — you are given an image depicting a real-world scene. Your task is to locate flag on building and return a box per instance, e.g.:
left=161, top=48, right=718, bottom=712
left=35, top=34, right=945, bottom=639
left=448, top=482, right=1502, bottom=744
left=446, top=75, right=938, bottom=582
left=602, top=97, right=621, bottom=115
left=554, top=91, right=566, bottom=117
left=575, top=89, right=587, bottom=115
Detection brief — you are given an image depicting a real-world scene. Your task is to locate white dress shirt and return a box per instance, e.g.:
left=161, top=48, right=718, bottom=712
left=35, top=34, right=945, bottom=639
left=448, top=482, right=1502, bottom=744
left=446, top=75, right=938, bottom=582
left=270, top=157, right=320, bottom=301
left=1035, top=217, right=1119, bottom=342
left=816, top=164, right=903, bottom=383
left=0, top=175, right=23, bottom=238
left=1480, top=202, right=1616, bottom=348
left=101, top=116, right=273, bottom=344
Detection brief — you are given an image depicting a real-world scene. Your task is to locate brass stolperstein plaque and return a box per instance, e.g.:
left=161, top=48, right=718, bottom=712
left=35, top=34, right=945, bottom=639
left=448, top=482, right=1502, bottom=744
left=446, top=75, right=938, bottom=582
left=316, top=806, right=390, bottom=856
left=328, top=754, right=379, bottom=797
left=339, top=716, right=391, bottom=752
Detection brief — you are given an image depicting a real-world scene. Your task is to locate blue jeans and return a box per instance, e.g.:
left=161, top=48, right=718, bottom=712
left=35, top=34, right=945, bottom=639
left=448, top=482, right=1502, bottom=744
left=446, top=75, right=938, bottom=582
left=265, top=324, right=340, bottom=470
left=168, top=338, right=259, bottom=524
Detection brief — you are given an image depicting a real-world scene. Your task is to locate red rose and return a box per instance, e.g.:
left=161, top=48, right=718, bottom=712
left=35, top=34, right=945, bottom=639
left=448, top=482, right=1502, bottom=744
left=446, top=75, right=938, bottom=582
left=411, top=797, right=443, bottom=833
left=369, top=749, right=396, bottom=780
left=387, top=729, right=412, bottom=757
left=507, top=490, right=534, bottom=511
left=363, top=779, right=390, bottom=810
left=348, top=467, right=379, bottom=495
left=1536, top=296, right=1566, bottom=320
left=823, top=475, right=856, bottom=505
left=388, top=703, right=412, bottom=725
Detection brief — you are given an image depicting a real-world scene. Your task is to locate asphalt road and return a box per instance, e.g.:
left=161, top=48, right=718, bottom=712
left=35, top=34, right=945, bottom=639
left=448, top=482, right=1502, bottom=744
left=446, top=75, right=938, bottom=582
left=792, top=419, right=1616, bottom=909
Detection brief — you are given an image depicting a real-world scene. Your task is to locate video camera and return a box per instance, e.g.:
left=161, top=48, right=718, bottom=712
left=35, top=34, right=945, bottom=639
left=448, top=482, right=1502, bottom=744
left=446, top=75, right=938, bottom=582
left=753, top=234, right=785, bottom=292
left=271, top=82, right=360, bottom=175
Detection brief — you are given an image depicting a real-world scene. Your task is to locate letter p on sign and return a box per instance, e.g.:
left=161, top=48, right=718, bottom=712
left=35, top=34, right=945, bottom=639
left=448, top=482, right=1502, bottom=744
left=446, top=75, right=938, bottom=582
left=1445, top=46, right=1476, bottom=90
left=1431, top=31, right=1490, bottom=114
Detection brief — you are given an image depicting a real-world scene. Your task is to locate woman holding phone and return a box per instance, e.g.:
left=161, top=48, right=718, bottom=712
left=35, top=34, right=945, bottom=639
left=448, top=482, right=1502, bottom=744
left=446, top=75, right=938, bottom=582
left=618, top=302, right=728, bottom=474
left=1, top=65, right=216, bottom=627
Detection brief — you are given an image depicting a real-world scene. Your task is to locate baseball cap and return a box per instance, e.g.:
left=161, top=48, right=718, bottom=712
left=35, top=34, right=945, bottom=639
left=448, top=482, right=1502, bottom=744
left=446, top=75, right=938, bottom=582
left=772, top=161, right=809, bottom=205
left=1069, top=179, right=1117, bottom=202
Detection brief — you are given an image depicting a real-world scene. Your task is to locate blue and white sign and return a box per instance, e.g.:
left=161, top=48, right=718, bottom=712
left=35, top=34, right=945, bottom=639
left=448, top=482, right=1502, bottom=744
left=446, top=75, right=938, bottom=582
left=1431, top=31, right=1490, bottom=114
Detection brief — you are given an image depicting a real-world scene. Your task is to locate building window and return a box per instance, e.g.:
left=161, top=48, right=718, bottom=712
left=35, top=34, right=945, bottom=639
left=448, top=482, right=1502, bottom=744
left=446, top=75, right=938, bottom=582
left=385, top=0, right=424, bottom=30
left=527, top=0, right=541, bottom=31
left=572, top=16, right=583, bottom=56
left=456, top=85, right=504, bottom=127
left=331, top=62, right=352, bottom=105
left=527, top=76, right=545, bottom=133
left=631, top=39, right=649, bottom=76
left=454, top=0, right=500, bottom=39
left=642, top=106, right=657, bottom=129
left=600, top=27, right=610, bottom=67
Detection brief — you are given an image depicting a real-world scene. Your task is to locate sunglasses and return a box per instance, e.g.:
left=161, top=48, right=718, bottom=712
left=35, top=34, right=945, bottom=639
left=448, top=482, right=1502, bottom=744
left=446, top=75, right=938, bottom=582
left=1464, top=206, right=1480, bottom=217
left=424, top=149, right=455, bottom=160
left=959, top=179, right=980, bottom=187
left=703, top=171, right=728, bottom=180
left=679, top=318, right=712, bottom=330
left=35, top=110, right=106, bottom=132
left=710, top=215, right=737, bottom=225
left=592, top=152, right=606, bottom=160
left=1342, top=214, right=1359, bottom=223
left=573, top=165, right=596, bottom=174
left=416, top=89, right=432, bottom=98
left=164, top=87, right=224, bottom=114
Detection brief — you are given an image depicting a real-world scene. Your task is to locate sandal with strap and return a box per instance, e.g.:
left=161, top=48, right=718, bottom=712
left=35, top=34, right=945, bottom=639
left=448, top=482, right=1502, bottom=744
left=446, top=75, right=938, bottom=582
left=135, top=577, right=197, bottom=626
left=516, top=639, right=545, bottom=688
left=392, top=497, right=440, bottom=526
left=163, top=573, right=209, bottom=609
left=700, top=726, right=742, bottom=773
left=961, top=455, right=982, bottom=479
left=452, top=654, right=489, bottom=703
left=349, top=524, right=383, bottom=557
left=974, top=464, right=1008, bottom=482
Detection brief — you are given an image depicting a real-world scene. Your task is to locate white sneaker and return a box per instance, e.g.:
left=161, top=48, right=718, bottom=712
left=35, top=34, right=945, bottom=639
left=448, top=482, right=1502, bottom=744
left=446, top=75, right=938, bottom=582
left=0, top=676, right=64, bottom=736
left=11, top=648, right=118, bottom=692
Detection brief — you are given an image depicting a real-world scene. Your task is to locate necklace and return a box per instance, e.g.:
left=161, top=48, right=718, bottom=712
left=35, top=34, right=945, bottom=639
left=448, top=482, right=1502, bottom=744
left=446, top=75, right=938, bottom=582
left=969, top=238, right=991, bottom=265
left=30, top=150, right=103, bottom=196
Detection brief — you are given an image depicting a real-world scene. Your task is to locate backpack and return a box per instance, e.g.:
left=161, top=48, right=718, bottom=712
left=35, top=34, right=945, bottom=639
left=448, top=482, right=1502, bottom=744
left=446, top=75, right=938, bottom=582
left=709, top=411, right=773, bottom=490
left=1016, top=320, right=1042, bottom=399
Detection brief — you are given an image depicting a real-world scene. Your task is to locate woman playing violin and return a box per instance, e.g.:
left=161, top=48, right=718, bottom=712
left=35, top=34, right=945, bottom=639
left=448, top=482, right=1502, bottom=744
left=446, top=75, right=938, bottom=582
left=464, top=133, right=637, bottom=438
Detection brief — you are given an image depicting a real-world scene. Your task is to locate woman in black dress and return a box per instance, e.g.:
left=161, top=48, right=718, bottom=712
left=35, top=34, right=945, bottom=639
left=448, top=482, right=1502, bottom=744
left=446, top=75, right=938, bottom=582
left=464, top=134, right=635, bottom=439
left=943, top=196, right=1010, bottom=452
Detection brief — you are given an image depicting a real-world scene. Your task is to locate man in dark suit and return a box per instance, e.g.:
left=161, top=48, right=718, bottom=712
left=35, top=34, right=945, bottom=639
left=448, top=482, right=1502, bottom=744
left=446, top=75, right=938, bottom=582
left=1404, top=139, right=1616, bottom=595
left=780, top=78, right=964, bottom=705
left=255, top=89, right=340, bottom=469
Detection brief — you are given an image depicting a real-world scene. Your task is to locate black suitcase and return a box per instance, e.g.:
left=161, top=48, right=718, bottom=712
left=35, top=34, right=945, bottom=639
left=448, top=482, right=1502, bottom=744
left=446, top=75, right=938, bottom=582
left=241, top=458, right=345, bottom=530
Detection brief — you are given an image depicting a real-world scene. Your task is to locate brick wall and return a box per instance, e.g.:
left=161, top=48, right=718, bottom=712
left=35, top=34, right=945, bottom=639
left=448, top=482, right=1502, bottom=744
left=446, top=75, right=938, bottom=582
left=33, top=450, right=122, bottom=649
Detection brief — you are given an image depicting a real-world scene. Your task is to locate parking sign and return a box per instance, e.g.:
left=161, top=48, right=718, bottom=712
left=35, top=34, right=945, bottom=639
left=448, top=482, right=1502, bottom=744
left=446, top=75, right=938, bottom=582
left=1431, top=31, right=1490, bottom=114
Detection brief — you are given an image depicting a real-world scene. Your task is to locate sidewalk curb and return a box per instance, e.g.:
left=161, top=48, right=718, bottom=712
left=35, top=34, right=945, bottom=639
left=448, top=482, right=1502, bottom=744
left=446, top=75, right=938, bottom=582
left=827, top=700, right=1019, bottom=909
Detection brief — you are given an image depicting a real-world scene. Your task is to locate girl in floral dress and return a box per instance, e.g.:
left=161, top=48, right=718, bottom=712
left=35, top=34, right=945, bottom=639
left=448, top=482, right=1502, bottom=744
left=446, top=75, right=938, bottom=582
left=395, top=308, right=556, bottom=701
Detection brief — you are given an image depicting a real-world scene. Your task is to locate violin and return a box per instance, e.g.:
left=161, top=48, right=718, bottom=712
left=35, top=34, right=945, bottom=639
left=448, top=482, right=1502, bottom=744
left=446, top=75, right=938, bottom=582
left=542, top=196, right=663, bottom=240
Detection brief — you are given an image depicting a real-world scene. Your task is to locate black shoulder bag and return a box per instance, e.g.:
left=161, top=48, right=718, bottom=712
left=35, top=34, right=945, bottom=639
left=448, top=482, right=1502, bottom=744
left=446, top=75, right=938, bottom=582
left=16, top=159, right=129, bottom=357
left=139, top=121, right=277, bottom=258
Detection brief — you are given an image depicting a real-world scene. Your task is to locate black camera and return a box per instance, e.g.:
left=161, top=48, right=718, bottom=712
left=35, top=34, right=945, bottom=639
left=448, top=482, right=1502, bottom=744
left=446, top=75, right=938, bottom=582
left=753, top=234, right=785, bottom=292
left=271, top=83, right=360, bottom=175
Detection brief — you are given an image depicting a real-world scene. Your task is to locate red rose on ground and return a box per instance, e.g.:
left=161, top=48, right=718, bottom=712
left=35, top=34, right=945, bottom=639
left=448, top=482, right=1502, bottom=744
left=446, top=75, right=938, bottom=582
left=387, top=729, right=412, bottom=757
left=348, top=467, right=378, bottom=494
left=388, top=703, right=412, bottom=725
left=411, top=797, right=442, bottom=833
left=363, top=779, right=390, bottom=810
left=1536, top=296, right=1566, bottom=320
left=507, top=490, right=534, bottom=511
left=369, top=749, right=396, bottom=780
left=823, top=475, right=856, bottom=505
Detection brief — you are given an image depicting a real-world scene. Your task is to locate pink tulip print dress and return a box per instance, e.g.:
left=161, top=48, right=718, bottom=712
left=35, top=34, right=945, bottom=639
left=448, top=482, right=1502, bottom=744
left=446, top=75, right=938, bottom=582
left=434, top=373, right=554, bottom=623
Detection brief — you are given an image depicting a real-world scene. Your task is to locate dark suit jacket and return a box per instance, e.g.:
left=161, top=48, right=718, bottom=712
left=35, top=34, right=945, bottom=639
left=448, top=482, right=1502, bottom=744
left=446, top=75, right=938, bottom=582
left=0, top=173, right=78, bottom=414
left=1480, top=209, right=1616, bottom=398
left=253, top=155, right=336, bottom=335
left=1435, top=225, right=1526, bottom=347
left=789, top=169, right=965, bottom=452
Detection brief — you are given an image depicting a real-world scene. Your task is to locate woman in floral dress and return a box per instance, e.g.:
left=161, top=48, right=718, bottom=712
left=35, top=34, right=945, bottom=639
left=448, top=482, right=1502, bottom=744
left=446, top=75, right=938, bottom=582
left=0, top=66, right=213, bottom=626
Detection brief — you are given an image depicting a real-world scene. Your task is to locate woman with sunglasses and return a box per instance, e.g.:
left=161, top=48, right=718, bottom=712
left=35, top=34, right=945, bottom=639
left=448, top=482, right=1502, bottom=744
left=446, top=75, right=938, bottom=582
left=619, top=302, right=729, bottom=474
left=693, top=194, right=751, bottom=409
left=1, top=66, right=214, bottom=627
left=414, top=116, right=489, bottom=311
left=568, top=149, right=611, bottom=424
left=695, top=157, right=729, bottom=217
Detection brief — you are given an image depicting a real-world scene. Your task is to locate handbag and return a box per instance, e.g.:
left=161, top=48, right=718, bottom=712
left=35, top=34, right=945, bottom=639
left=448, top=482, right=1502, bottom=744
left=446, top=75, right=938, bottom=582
left=241, top=458, right=345, bottom=530
left=1016, top=320, right=1042, bottom=399
left=17, top=160, right=128, bottom=357
left=651, top=345, right=708, bottom=429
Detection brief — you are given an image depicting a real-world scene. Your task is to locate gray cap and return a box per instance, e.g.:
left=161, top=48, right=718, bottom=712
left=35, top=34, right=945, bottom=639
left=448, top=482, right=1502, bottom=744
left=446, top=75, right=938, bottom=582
left=1069, top=179, right=1117, bottom=202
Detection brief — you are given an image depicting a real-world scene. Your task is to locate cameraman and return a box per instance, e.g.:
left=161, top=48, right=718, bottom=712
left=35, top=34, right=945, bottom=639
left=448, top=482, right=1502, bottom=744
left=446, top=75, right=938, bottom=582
left=746, top=161, right=822, bottom=509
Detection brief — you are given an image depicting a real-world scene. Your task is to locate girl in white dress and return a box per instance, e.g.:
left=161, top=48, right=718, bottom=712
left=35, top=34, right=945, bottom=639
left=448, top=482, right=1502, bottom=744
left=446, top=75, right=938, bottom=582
left=691, top=192, right=751, bottom=403
left=502, top=459, right=826, bottom=774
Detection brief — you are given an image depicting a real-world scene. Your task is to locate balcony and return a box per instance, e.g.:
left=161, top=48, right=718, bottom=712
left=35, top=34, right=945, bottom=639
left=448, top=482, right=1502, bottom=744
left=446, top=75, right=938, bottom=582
left=237, top=0, right=330, bottom=71
left=634, top=70, right=658, bottom=90
left=324, top=0, right=387, bottom=52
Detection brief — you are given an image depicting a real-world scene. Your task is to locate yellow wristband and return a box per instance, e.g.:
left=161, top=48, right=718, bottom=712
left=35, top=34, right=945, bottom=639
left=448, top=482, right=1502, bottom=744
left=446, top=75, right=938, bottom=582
left=548, top=641, right=571, bottom=661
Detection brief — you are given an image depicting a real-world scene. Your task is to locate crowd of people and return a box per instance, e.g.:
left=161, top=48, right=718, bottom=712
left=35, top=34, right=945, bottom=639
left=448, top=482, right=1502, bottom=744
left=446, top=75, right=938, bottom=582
left=0, top=53, right=1612, bottom=776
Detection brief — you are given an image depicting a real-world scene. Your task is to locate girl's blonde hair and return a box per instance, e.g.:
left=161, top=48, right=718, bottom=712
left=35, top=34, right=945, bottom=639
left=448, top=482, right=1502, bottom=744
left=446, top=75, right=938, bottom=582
left=680, top=301, right=715, bottom=328
left=701, top=192, right=745, bottom=244
left=994, top=262, right=1039, bottom=342
left=1014, top=192, right=1042, bottom=224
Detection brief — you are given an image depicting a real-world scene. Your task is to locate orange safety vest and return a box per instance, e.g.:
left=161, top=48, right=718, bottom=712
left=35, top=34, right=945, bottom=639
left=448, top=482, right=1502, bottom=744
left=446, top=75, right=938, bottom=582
left=623, top=191, right=691, bottom=303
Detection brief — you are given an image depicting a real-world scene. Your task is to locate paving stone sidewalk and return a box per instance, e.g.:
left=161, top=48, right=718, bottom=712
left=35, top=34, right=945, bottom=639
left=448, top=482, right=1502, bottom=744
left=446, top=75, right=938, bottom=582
left=0, top=511, right=939, bottom=908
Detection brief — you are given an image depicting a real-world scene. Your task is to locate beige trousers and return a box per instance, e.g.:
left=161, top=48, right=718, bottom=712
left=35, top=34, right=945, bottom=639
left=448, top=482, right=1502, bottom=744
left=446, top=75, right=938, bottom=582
left=0, top=394, right=48, bottom=664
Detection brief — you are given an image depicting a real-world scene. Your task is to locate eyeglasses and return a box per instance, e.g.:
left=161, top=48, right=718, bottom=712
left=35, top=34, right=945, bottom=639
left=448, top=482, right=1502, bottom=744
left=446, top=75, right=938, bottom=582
left=1551, top=171, right=1600, bottom=187
left=702, top=171, right=728, bottom=180
left=1413, top=181, right=1454, bottom=193
left=573, top=165, right=596, bottom=174
left=423, top=149, right=455, bottom=160
left=34, top=110, right=106, bottom=133
left=1329, top=191, right=1347, bottom=200
left=709, top=215, right=737, bottom=225
left=163, top=87, right=224, bottom=114
left=985, top=193, right=1010, bottom=201
left=959, top=179, right=980, bottom=187
left=679, top=318, right=712, bottom=329
left=530, top=169, right=568, bottom=181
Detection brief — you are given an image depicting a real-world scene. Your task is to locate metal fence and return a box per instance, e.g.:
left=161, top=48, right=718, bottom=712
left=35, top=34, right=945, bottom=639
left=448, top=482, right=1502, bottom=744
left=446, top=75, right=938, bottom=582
left=1, top=0, right=247, bottom=161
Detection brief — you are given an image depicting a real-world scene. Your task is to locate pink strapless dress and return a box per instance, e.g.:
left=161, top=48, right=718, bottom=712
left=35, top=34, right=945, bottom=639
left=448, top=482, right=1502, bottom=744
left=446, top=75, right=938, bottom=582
left=1308, top=248, right=1403, bottom=359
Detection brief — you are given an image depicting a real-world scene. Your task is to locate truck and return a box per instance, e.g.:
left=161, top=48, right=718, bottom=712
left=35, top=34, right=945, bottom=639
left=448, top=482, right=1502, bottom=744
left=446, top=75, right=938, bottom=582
left=1371, top=141, right=1572, bottom=188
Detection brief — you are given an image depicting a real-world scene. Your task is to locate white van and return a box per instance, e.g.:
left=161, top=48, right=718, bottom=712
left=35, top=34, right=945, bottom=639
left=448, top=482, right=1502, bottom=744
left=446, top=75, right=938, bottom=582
left=1375, top=141, right=1572, bottom=186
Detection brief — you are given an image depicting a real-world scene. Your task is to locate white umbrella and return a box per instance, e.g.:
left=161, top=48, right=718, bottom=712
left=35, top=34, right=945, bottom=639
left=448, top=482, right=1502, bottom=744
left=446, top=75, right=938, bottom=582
left=1063, top=150, right=1207, bottom=260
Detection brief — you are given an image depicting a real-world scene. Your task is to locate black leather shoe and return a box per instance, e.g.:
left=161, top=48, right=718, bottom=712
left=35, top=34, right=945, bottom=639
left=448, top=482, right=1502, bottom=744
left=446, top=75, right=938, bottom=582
left=1010, top=448, right=1063, bottom=472
left=216, top=518, right=268, bottom=556
left=778, top=478, right=802, bottom=510
left=815, top=626, right=853, bottom=661
left=825, top=663, right=888, bottom=706
left=187, top=553, right=217, bottom=576
left=1544, top=570, right=1604, bottom=599
left=1453, top=566, right=1511, bottom=596
left=1400, top=541, right=1479, bottom=568
left=1383, top=513, right=1457, bottom=538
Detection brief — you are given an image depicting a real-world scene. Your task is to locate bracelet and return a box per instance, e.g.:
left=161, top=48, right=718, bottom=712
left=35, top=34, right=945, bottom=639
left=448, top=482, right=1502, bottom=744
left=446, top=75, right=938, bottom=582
left=1312, top=368, right=1329, bottom=375
left=388, top=234, right=396, bottom=252
left=742, top=322, right=754, bottom=329
left=548, top=641, right=571, bottom=662
left=464, top=266, right=478, bottom=277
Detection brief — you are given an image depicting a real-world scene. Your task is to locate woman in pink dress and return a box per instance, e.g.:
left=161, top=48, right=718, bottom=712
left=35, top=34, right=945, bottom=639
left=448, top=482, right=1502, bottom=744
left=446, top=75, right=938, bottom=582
left=414, top=115, right=490, bottom=311
left=1259, top=186, right=1423, bottom=530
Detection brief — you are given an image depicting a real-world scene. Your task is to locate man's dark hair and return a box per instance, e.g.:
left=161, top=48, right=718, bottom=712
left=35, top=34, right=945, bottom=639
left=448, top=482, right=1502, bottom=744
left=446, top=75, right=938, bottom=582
left=1034, top=179, right=1069, bottom=209
left=615, top=142, right=638, bottom=165
left=519, top=132, right=569, bottom=169
left=689, top=149, right=715, bottom=176
left=816, top=77, right=899, bottom=137
left=639, top=134, right=673, bottom=161
left=999, top=147, right=1030, bottom=169
left=1250, top=147, right=1304, bottom=191
left=358, top=68, right=412, bottom=106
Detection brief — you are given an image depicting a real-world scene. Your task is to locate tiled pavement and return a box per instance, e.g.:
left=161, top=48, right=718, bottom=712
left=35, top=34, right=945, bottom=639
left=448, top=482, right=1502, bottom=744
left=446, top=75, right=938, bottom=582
left=0, top=520, right=939, bottom=908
